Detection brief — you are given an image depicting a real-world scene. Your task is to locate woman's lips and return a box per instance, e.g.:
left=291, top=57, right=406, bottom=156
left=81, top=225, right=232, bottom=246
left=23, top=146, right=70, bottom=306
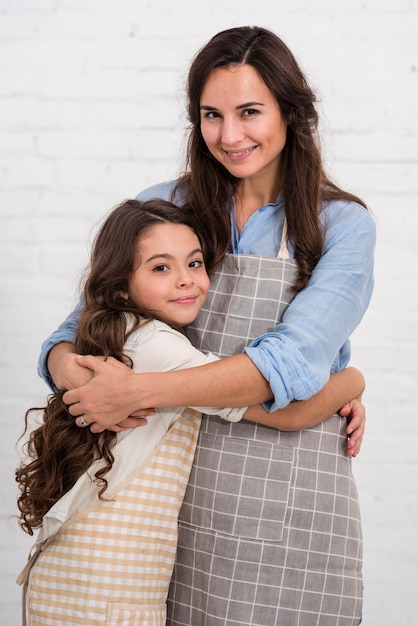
left=224, top=146, right=257, bottom=161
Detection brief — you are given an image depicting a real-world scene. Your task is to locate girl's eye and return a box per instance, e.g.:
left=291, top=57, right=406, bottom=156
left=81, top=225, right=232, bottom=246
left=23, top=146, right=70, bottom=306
left=153, top=264, right=169, bottom=272
left=189, top=259, right=204, bottom=269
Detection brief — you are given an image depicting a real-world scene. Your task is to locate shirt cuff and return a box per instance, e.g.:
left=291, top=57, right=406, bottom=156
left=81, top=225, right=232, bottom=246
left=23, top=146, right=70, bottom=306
left=244, top=333, right=322, bottom=411
left=218, top=406, right=247, bottom=422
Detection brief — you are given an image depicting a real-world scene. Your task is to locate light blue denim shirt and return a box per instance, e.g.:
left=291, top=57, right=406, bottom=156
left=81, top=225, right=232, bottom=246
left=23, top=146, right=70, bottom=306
left=38, top=179, right=375, bottom=410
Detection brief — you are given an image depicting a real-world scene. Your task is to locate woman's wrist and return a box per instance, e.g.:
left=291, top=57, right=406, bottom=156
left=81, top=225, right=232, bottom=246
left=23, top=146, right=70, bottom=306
left=47, top=342, right=77, bottom=390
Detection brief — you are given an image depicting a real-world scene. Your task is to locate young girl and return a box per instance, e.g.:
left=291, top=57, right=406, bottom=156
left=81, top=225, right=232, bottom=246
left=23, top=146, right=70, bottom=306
left=17, top=199, right=365, bottom=626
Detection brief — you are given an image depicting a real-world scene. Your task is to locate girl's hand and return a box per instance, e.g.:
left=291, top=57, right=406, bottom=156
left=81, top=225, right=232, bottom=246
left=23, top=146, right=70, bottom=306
left=339, top=398, right=366, bottom=457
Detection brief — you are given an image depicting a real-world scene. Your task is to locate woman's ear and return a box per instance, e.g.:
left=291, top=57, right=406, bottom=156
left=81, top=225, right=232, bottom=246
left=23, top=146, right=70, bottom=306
left=120, top=290, right=129, bottom=300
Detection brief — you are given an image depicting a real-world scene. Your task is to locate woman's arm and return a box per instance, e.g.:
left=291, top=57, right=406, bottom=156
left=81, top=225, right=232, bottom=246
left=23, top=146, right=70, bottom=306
left=61, top=205, right=375, bottom=426
left=63, top=352, right=271, bottom=430
left=45, top=199, right=375, bottom=418
left=63, top=352, right=364, bottom=444
left=244, top=204, right=376, bottom=410
left=38, top=302, right=82, bottom=390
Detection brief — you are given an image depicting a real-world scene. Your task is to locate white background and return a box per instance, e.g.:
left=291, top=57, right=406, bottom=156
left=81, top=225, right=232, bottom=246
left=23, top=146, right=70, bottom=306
left=1, top=1, right=417, bottom=624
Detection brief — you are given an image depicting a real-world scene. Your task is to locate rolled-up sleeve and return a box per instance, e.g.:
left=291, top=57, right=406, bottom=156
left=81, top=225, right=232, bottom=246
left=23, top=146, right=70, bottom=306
left=37, top=301, right=82, bottom=391
left=244, top=201, right=376, bottom=411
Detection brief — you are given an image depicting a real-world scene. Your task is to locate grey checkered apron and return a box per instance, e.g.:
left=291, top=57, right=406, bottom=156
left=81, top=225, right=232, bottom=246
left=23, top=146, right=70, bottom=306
left=167, top=249, right=363, bottom=626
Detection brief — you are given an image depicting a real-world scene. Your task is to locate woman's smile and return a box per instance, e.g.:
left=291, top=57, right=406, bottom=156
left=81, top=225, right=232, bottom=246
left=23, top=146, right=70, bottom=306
left=224, top=145, right=258, bottom=161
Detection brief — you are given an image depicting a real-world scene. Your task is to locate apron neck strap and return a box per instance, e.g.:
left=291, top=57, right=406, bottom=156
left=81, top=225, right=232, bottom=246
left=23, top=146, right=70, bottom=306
left=278, top=218, right=290, bottom=259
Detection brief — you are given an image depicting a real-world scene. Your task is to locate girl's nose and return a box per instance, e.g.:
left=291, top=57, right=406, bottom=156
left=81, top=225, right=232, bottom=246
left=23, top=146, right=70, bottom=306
left=177, top=270, right=193, bottom=287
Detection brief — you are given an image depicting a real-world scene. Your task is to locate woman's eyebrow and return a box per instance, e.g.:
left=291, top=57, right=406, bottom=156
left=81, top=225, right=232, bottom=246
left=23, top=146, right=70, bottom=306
left=200, top=101, right=265, bottom=111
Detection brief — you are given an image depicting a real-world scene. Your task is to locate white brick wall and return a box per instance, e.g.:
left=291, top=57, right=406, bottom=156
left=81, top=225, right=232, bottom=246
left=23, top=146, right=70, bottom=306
left=1, top=1, right=417, bottom=624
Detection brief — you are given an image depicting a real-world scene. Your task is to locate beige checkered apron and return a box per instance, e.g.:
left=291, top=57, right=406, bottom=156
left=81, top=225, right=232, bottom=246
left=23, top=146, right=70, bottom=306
left=169, top=251, right=363, bottom=626
left=20, top=410, right=201, bottom=626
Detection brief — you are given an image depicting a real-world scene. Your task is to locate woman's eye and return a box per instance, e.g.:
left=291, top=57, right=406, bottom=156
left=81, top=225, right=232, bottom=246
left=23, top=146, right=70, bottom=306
left=203, top=111, right=220, bottom=120
left=243, top=108, right=259, bottom=117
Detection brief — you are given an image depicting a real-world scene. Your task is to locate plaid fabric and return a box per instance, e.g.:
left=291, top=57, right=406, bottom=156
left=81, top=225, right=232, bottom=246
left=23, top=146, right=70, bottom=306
left=169, top=254, right=363, bottom=626
left=26, top=411, right=201, bottom=626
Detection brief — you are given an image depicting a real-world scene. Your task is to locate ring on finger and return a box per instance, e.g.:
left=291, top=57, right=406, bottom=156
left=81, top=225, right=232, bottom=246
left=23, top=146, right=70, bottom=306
left=79, top=416, right=88, bottom=427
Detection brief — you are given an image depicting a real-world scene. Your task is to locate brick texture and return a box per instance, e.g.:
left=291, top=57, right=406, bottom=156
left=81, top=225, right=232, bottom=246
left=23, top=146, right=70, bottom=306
left=1, top=1, right=417, bottom=624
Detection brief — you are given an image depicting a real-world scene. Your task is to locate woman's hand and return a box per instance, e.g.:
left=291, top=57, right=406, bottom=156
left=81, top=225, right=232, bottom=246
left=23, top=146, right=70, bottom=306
left=339, top=398, right=366, bottom=458
left=63, top=355, right=152, bottom=433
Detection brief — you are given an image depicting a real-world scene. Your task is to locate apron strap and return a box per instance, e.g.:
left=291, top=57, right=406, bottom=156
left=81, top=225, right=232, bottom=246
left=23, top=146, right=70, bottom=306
left=278, top=218, right=290, bottom=259
left=17, top=542, right=45, bottom=626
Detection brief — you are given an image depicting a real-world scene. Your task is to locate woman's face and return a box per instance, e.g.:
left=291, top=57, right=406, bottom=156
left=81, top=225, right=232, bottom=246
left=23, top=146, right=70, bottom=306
left=199, top=64, right=287, bottom=190
left=126, top=223, right=210, bottom=327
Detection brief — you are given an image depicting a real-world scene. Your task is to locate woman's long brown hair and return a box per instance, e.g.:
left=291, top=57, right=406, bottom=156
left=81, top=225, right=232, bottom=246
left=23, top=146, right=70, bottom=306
left=16, top=198, right=205, bottom=535
left=174, top=26, right=367, bottom=291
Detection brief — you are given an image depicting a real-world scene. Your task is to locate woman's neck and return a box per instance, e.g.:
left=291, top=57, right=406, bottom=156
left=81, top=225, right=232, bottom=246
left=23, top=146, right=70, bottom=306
left=234, top=178, right=281, bottom=231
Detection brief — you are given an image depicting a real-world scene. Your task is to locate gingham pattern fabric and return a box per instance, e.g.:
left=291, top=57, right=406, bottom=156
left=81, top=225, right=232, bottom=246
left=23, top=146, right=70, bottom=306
left=25, top=410, right=201, bottom=626
left=169, top=253, right=363, bottom=626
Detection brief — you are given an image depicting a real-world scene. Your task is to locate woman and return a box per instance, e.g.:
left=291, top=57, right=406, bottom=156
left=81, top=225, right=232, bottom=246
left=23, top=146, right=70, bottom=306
left=38, top=26, right=375, bottom=625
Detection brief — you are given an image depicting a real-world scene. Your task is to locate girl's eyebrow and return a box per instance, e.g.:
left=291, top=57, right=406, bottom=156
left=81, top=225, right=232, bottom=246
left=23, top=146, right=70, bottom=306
left=200, top=101, right=265, bottom=111
left=145, top=248, right=203, bottom=263
left=144, top=253, right=172, bottom=263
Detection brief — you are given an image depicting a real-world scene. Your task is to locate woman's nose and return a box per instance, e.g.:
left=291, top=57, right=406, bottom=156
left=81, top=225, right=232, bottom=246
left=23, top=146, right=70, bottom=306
left=221, top=116, right=243, bottom=145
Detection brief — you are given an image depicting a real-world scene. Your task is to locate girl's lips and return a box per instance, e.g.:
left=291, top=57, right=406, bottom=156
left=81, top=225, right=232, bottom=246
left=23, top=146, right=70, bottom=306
left=171, top=296, right=198, bottom=305
left=224, top=146, right=257, bottom=161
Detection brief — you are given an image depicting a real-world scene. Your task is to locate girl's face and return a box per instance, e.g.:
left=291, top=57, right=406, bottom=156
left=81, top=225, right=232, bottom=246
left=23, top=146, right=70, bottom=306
left=126, top=222, right=210, bottom=327
left=200, top=64, right=287, bottom=192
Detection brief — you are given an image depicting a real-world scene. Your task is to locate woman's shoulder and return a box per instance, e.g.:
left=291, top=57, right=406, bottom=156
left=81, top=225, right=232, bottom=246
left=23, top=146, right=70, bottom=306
left=322, top=197, right=376, bottom=240
left=323, top=196, right=370, bottom=217
left=135, top=179, right=181, bottom=203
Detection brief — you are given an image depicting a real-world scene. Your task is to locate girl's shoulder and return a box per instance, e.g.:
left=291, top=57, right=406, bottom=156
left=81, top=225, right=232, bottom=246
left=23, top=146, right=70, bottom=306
left=124, top=317, right=211, bottom=374
left=125, top=317, right=181, bottom=345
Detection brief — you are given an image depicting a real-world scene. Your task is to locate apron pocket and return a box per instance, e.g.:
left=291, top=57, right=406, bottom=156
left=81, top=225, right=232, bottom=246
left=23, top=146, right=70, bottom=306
left=106, top=602, right=166, bottom=626
left=180, top=433, right=295, bottom=542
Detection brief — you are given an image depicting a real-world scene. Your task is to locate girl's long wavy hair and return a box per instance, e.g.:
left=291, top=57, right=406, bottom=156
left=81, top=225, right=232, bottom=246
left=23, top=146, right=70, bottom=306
left=174, top=25, right=367, bottom=291
left=16, top=198, right=206, bottom=535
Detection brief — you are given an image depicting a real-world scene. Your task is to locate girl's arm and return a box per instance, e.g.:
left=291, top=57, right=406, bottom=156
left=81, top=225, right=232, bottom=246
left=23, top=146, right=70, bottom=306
left=243, top=367, right=365, bottom=457
left=243, top=367, right=364, bottom=431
